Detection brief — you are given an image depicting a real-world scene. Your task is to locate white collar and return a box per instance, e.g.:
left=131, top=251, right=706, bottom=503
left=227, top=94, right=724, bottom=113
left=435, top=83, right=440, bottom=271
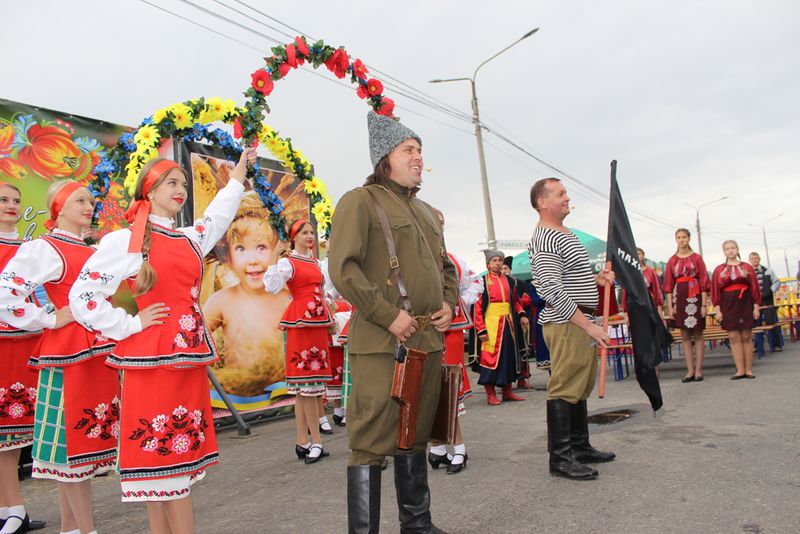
left=292, top=249, right=313, bottom=258
left=0, top=229, right=19, bottom=240
left=148, top=214, right=175, bottom=229
left=51, top=228, right=81, bottom=239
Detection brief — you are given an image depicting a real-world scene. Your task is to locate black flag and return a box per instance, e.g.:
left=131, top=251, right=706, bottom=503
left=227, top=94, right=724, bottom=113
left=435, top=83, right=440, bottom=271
left=606, top=161, right=664, bottom=411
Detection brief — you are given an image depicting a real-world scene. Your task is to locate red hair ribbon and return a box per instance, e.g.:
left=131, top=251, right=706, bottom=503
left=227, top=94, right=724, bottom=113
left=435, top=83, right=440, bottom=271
left=289, top=219, right=310, bottom=241
left=44, top=182, right=83, bottom=231
left=125, top=160, right=181, bottom=253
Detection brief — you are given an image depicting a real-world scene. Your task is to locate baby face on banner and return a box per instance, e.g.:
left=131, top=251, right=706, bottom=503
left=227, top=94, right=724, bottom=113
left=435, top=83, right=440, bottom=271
left=227, top=216, right=276, bottom=293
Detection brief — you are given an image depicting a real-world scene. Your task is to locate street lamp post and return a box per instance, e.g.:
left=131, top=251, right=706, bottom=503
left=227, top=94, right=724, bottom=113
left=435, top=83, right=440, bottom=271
left=430, top=28, right=539, bottom=250
left=749, top=213, right=784, bottom=267
left=784, top=241, right=800, bottom=277
left=682, top=196, right=730, bottom=258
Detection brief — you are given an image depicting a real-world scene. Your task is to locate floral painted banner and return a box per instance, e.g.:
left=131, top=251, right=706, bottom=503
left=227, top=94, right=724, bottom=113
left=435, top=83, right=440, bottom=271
left=0, top=98, right=134, bottom=239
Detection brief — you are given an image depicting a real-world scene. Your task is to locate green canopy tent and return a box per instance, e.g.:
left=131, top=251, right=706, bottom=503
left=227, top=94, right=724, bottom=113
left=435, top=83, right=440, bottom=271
left=504, top=228, right=609, bottom=281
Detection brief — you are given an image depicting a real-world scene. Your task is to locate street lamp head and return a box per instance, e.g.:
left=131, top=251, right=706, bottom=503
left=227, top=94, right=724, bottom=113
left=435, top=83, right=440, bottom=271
left=522, top=28, right=540, bottom=39
left=428, top=79, right=443, bottom=83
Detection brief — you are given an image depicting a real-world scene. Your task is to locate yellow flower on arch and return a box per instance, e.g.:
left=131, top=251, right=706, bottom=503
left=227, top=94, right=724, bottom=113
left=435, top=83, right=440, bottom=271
left=170, top=104, right=194, bottom=129
left=153, top=108, right=170, bottom=124
left=134, top=125, right=160, bottom=147
left=304, top=176, right=326, bottom=197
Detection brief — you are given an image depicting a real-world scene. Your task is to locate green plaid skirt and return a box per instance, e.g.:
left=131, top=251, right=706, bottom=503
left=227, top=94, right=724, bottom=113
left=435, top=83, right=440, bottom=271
left=32, top=368, right=68, bottom=465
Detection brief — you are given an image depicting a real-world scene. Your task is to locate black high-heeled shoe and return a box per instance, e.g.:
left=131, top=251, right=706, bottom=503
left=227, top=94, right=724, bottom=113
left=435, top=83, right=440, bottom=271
left=319, top=423, right=334, bottom=435
left=295, top=443, right=310, bottom=459
left=427, top=451, right=451, bottom=469
left=304, top=445, right=330, bottom=464
left=446, top=453, right=468, bottom=474
left=333, top=413, right=346, bottom=426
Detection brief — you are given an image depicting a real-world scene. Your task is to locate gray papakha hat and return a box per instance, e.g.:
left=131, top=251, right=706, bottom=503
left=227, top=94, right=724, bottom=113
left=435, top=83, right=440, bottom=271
left=484, top=249, right=505, bottom=264
left=367, top=111, right=422, bottom=168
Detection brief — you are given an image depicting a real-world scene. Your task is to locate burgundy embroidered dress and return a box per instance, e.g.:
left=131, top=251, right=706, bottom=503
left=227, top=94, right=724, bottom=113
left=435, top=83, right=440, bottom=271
left=444, top=253, right=483, bottom=413
left=0, top=229, right=118, bottom=481
left=264, top=252, right=334, bottom=396
left=0, top=231, right=41, bottom=451
left=69, top=179, right=245, bottom=502
left=663, top=253, right=710, bottom=331
left=711, top=263, right=761, bottom=331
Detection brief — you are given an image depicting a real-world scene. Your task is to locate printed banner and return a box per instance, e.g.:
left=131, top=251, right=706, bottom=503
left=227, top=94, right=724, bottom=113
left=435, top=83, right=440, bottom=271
left=0, top=98, right=135, bottom=239
left=179, top=140, right=310, bottom=413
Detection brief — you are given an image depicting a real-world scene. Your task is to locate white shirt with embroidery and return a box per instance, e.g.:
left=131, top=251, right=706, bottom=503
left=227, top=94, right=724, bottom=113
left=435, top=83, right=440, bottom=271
left=0, top=228, right=80, bottom=330
left=263, top=249, right=318, bottom=295
left=69, top=179, right=245, bottom=341
left=452, top=254, right=483, bottom=307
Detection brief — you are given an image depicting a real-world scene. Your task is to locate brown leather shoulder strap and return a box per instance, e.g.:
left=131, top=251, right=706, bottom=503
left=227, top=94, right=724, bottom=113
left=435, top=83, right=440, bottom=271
left=365, top=187, right=414, bottom=314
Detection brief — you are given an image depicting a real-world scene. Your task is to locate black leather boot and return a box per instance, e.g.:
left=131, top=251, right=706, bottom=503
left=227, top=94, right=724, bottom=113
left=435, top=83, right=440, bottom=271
left=394, top=453, right=447, bottom=534
left=570, top=400, right=616, bottom=464
left=348, top=465, right=381, bottom=534
left=547, top=399, right=598, bottom=480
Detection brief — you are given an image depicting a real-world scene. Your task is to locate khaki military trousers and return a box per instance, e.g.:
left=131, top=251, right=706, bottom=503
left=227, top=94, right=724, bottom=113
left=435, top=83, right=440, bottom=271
left=543, top=322, right=598, bottom=404
left=348, top=350, right=442, bottom=466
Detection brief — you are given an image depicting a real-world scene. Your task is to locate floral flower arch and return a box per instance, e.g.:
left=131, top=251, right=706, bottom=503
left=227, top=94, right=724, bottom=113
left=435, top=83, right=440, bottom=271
left=90, top=36, right=396, bottom=238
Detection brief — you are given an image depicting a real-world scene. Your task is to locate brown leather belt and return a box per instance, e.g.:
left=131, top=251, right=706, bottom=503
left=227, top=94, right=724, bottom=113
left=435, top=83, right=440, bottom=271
left=546, top=303, right=596, bottom=316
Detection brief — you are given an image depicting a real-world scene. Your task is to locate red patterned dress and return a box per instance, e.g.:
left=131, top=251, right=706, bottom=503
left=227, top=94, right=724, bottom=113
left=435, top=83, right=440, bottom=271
left=663, top=253, right=710, bottom=331
left=264, top=252, right=334, bottom=396
left=70, top=179, right=245, bottom=501
left=444, top=253, right=483, bottom=414
left=0, top=229, right=118, bottom=481
left=711, top=262, right=761, bottom=331
left=0, top=231, right=41, bottom=451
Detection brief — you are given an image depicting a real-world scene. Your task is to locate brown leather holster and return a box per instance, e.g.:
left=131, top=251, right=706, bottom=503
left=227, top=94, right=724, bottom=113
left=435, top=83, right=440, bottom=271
left=430, top=364, right=461, bottom=445
left=391, top=348, right=429, bottom=450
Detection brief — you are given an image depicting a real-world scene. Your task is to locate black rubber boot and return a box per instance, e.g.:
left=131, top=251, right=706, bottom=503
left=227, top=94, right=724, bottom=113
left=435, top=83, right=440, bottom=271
left=570, top=400, right=616, bottom=464
left=547, top=399, right=598, bottom=480
left=394, top=453, right=447, bottom=534
left=348, top=465, right=381, bottom=534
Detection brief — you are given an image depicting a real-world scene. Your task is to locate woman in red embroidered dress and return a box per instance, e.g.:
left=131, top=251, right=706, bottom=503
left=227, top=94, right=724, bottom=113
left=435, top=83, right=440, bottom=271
left=263, top=219, right=334, bottom=464
left=663, top=228, right=710, bottom=382
left=711, top=240, right=761, bottom=380
left=0, top=182, right=48, bottom=534
left=428, top=250, right=482, bottom=475
left=69, top=149, right=255, bottom=534
left=0, top=180, right=118, bottom=534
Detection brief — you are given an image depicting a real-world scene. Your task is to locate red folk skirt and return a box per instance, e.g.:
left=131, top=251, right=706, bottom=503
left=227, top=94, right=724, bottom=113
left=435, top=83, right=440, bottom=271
left=0, top=335, right=40, bottom=448
left=118, top=366, right=218, bottom=492
left=284, top=327, right=332, bottom=397
left=326, top=345, right=344, bottom=400
left=719, top=285, right=756, bottom=331
left=444, top=330, right=472, bottom=408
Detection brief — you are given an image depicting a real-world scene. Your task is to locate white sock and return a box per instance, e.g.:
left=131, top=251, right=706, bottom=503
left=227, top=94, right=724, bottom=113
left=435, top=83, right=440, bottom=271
left=61, top=530, right=81, bottom=534
left=319, top=416, right=332, bottom=431
left=451, top=443, right=466, bottom=464
left=0, top=505, right=25, bottom=534
left=299, top=441, right=311, bottom=449
left=308, top=443, right=323, bottom=459
left=0, top=507, right=8, bottom=520
left=334, top=407, right=343, bottom=417
left=430, top=444, right=447, bottom=456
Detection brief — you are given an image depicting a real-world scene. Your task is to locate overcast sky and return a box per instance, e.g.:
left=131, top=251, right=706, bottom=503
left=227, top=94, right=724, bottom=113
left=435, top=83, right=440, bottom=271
left=2, top=0, right=798, bottom=275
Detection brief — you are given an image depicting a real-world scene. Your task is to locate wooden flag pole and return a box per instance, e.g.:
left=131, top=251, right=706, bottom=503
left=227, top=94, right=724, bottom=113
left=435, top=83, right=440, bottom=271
left=598, top=259, right=613, bottom=399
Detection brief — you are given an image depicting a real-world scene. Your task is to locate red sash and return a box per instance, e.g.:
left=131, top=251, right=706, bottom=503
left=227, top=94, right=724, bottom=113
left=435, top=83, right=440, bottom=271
left=676, top=275, right=700, bottom=298
left=723, top=283, right=749, bottom=299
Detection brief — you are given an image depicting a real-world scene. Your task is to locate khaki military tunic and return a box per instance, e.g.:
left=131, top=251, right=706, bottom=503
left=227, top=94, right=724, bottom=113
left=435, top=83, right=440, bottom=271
left=327, top=180, right=458, bottom=465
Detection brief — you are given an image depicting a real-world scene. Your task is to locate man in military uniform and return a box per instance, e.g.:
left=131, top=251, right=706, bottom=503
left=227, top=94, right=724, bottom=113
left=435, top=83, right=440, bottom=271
left=328, top=112, right=458, bottom=534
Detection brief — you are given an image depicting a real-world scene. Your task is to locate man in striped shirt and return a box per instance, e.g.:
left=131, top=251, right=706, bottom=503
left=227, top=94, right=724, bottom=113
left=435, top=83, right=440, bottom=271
left=529, top=177, right=616, bottom=481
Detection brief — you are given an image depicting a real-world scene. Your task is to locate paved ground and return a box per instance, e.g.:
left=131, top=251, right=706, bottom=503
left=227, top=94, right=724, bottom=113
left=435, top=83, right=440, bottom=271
left=20, top=342, right=800, bottom=533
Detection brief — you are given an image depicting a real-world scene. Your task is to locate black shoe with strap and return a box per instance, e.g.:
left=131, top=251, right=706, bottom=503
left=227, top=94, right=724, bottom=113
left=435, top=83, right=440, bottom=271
left=547, top=399, right=599, bottom=480
left=427, top=451, right=450, bottom=469
left=347, top=465, right=381, bottom=534
left=446, top=453, right=468, bottom=475
left=570, top=400, right=616, bottom=464
left=304, top=445, right=329, bottom=464
left=394, top=452, right=447, bottom=533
